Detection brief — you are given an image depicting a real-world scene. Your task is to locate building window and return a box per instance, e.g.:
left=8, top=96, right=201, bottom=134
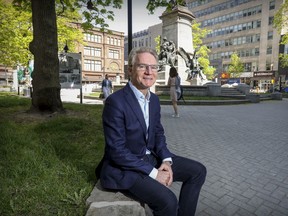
left=244, top=63, right=252, bottom=72
left=266, top=62, right=273, bottom=70
left=109, top=49, right=119, bottom=59
left=207, top=20, right=261, bottom=38
left=269, top=0, right=275, bottom=10
left=267, top=31, right=273, bottom=40
left=107, top=37, right=110, bottom=44
left=84, top=59, right=101, bottom=71
left=267, top=46, right=272, bottom=54
left=84, top=33, right=102, bottom=43
left=269, top=16, right=274, bottom=25
left=84, top=47, right=101, bottom=57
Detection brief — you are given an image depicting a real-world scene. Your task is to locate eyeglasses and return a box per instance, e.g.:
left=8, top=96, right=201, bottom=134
left=136, top=64, right=159, bottom=72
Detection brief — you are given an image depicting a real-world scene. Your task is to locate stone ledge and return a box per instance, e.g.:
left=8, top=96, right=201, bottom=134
left=246, top=93, right=260, bottom=103
left=86, top=181, right=151, bottom=216
left=271, top=92, right=282, bottom=100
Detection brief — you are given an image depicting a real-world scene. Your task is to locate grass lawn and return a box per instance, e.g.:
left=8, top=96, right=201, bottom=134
left=0, top=92, right=104, bottom=216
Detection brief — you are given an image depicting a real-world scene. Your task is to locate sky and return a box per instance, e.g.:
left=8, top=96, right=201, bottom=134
left=105, top=0, right=165, bottom=35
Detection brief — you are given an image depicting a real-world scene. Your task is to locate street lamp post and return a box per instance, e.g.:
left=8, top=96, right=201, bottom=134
left=128, top=0, right=132, bottom=55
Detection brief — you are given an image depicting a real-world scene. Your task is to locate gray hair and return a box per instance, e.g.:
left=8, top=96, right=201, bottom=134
left=128, top=47, right=158, bottom=67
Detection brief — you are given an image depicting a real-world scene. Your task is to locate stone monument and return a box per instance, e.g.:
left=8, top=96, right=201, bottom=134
left=158, top=4, right=195, bottom=85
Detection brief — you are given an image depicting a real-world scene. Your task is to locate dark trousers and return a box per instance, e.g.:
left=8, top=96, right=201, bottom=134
left=122, top=155, right=207, bottom=216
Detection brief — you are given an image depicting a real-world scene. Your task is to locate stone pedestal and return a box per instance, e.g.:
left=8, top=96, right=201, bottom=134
left=157, top=65, right=170, bottom=85
left=236, top=84, right=251, bottom=95
left=206, top=83, right=221, bottom=96
left=159, top=5, right=195, bottom=85
left=246, top=93, right=260, bottom=103
left=188, top=74, right=203, bottom=86
left=271, top=92, right=282, bottom=100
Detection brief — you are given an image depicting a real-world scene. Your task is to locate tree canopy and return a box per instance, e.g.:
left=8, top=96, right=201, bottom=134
left=0, top=0, right=85, bottom=67
left=0, top=1, right=32, bottom=67
left=192, top=20, right=215, bottom=80
left=274, top=0, right=288, bottom=68
left=146, top=0, right=187, bottom=14
left=228, top=52, right=244, bottom=78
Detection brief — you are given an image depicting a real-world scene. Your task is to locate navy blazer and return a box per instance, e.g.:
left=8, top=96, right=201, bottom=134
left=99, top=83, right=174, bottom=190
left=101, top=79, right=112, bottom=88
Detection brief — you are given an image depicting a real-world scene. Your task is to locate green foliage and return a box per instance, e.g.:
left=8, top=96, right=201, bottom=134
left=192, top=21, right=209, bottom=49
left=0, top=93, right=104, bottom=215
left=273, top=0, right=288, bottom=68
left=273, top=0, right=288, bottom=34
left=0, top=95, right=30, bottom=108
left=147, top=0, right=186, bottom=14
left=1, top=0, right=124, bottom=68
left=228, top=52, right=244, bottom=78
left=192, top=21, right=215, bottom=79
left=0, top=1, right=33, bottom=66
left=279, top=53, right=288, bottom=67
left=75, top=0, right=123, bottom=35
left=155, top=35, right=162, bottom=54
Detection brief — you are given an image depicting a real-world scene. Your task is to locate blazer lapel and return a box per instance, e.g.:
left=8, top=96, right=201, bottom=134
left=147, top=95, right=156, bottom=143
left=123, top=85, right=147, bottom=136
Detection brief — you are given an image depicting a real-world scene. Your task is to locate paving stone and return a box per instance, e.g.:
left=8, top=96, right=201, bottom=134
left=220, top=203, right=239, bottom=216
left=263, top=201, right=288, bottom=216
left=98, top=99, right=288, bottom=216
left=254, top=205, right=273, bottom=216
left=256, top=192, right=281, bottom=205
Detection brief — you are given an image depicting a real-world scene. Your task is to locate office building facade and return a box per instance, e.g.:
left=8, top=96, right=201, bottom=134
left=186, top=0, right=285, bottom=91
left=124, top=23, right=162, bottom=79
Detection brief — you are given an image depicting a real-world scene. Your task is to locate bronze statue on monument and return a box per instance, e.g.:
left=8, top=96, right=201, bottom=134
left=177, top=47, right=207, bottom=81
left=158, top=37, right=177, bottom=67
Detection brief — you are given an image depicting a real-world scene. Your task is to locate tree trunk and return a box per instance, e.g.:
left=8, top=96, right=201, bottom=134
left=29, top=0, right=64, bottom=113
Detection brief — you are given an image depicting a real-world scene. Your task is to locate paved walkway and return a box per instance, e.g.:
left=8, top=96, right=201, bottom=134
left=60, top=89, right=103, bottom=105
left=161, top=99, right=288, bottom=216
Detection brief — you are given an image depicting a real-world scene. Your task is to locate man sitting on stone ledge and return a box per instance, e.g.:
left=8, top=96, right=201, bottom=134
left=96, top=47, right=206, bottom=216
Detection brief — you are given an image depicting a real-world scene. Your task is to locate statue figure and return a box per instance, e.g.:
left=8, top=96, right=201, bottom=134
left=159, top=37, right=177, bottom=67
left=178, top=47, right=206, bottom=81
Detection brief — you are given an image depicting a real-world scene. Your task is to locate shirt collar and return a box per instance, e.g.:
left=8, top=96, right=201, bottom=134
left=128, top=81, right=150, bottom=101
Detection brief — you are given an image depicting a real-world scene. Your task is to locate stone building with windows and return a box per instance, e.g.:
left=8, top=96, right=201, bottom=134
left=77, top=28, right=125, bottom=84
left=186, top=0, right=285, bottom=91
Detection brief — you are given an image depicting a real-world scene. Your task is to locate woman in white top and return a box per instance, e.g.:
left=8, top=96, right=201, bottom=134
left=167, top=67, right=180, bottom=117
